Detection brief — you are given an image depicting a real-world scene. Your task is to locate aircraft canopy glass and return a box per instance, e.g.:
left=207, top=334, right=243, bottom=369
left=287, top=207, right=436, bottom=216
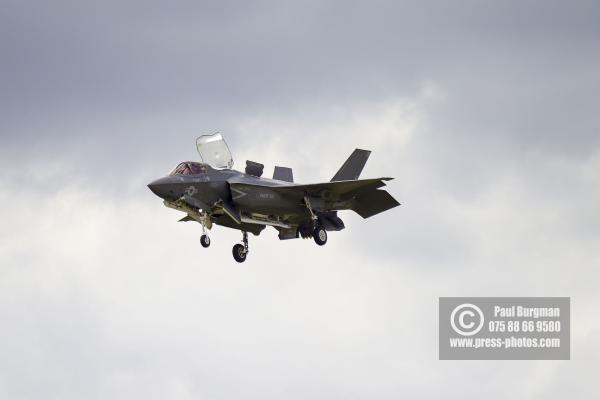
left=170, top=162, right=208, bottom=175
left=196, top=133, right=234, bottom=169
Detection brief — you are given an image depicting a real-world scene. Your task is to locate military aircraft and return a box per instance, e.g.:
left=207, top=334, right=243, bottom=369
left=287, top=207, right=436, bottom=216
left=148, top=133, right=399, bottom=262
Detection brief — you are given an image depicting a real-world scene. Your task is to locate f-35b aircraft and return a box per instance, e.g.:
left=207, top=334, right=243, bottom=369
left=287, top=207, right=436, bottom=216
left=148, top=134, right=399, bottom=262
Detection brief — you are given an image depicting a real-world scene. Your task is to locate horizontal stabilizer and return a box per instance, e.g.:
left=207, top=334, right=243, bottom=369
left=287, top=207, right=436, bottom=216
left=273, top=166, right=294, bottom=182
left=331, top=149, right=371, bottom=181
left=352, top=189, right=400, bottom=218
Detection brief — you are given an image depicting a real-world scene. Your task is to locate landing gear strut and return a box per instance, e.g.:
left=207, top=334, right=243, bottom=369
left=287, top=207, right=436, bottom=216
left=232, top=231, right=249, bottom=263
left=303, top=196, right=318, bottom=223
left=199, top=213, right=211, bottom=248
left=304, top=196, right=328, bottom=246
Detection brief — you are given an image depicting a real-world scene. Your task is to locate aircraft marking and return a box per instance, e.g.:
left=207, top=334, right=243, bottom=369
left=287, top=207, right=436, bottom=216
left=185, top=186, right=198, bottom=196
left=231, top=187, right=247, bottom=200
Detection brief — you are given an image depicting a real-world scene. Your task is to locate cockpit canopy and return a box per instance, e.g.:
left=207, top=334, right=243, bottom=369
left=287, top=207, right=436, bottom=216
left=196, top=133, right=234, bottom=169
left=170, top=162, right=208, bottom=175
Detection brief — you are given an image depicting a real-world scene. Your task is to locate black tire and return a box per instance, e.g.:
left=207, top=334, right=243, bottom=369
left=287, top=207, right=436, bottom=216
left=232, top=243, right=247, bottom=263
left=200, top=234, right=211, bottom=248
left=313, top=226, right=327, bottom=246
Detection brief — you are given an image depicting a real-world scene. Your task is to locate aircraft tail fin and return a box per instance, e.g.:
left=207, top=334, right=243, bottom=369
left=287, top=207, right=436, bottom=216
left=273, top=166, right=294, bottom=182
left=331, top=149, right=371, bottom=181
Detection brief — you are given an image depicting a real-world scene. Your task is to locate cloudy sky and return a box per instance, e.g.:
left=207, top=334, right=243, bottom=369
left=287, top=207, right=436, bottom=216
left=1, top=1, right=599, bottom=398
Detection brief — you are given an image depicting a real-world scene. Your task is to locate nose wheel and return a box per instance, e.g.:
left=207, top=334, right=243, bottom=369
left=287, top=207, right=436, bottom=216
left=200, top=234, right=211, bottom=248
left=199, top=214, right=212, bottom=248
left=232, top=231, right=249, bottom=263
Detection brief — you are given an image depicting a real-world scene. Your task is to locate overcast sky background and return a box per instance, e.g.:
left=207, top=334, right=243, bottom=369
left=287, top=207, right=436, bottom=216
left=1, top=1, right=599, bottom=399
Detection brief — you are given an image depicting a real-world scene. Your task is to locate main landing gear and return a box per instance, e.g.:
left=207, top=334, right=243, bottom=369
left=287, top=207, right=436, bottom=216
left=304, top=196, right=328, bottom=246
left=313, top=225, right=327, bottom=246
left=232, top=231, right=249, bottom=263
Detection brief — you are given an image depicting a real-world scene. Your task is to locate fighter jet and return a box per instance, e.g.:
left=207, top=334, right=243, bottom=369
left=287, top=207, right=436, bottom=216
left=148, top=133, right=400, bottom=262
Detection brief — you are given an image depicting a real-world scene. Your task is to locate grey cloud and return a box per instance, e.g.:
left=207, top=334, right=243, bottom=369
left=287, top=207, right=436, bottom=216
left=1, top=0, right=598, bottom=203
left=2, top=1, right=599, bottom=139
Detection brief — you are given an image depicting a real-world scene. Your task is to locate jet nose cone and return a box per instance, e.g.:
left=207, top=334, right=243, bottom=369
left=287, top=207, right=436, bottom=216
left=148, top=177, right=171, bottom=199
left=147, top=181, right=160, bottom=197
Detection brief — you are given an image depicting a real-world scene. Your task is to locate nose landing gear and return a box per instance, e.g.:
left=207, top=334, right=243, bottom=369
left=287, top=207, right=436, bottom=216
left=199, top=214, right=211, bottom=248
left=232, top=231, right=249, bottom=263
left=200, top=234, right=211, bottom=248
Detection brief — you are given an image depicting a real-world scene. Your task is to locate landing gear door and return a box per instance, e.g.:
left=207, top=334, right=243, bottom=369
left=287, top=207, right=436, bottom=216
left=196, top=133, right=234, bottom=169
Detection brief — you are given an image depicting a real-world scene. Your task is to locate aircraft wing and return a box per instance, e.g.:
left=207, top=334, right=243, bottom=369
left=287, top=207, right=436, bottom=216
left=287, top=178, right=391, bottom=197
left=229, top=177, right=400, bottom=218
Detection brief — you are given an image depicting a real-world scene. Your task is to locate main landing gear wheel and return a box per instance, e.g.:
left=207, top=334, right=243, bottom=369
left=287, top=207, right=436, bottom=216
left=232, top=231, right=249, bottom=263
left=200, top=234, right=211, bottom=248
left=313, top=226, right=327, bottom=246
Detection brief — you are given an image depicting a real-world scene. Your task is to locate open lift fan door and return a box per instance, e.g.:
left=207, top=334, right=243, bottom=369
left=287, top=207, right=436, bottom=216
left=245, top=160, right=264, bottom=177
left=196, top=133, right=234, bottom=169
